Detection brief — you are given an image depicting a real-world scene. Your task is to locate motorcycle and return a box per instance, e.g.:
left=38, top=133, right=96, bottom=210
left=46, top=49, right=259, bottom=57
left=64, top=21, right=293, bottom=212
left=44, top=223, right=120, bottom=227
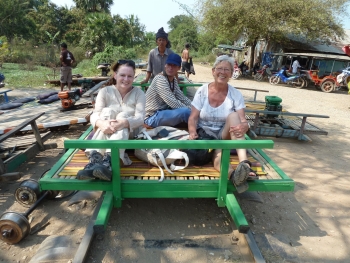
left=232, top=61, right=251, bottom=79
left=269, top=67, right=306, bottom=88
left=254, top=64, right=274, bottom=81
left=336, top=67, right=350, bottom=88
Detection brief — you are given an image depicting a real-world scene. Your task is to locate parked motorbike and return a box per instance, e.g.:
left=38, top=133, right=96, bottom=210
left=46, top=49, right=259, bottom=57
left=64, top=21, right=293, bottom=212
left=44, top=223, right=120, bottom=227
left=336, top=67, right=350, bottom=88
left=269, top=67, right=306, bottom=88
left=232, top=61, right=251, bottom=79
left=254, top=64, right=274, bottom=81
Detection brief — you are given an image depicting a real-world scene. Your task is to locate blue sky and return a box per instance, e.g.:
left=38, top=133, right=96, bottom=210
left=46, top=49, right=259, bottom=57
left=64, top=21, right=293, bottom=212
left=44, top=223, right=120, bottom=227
left=50, top=0, right=197, bottom=32
left=50, top=0, right=350, bottom=32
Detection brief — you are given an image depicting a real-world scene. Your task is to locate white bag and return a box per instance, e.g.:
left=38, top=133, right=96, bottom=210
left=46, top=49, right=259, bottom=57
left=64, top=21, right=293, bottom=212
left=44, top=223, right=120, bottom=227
left=134, top=126, right=189, bottom=182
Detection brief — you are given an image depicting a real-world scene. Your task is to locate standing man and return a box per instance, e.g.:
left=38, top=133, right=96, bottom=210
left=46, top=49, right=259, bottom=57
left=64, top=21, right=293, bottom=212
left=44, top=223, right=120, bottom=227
left=181, top=43, right=191, bottom=78
left=140, top=27, right=173, bottom=84
left=60, top=42, right=75, bottom=91
left=292, top=56, right=301, bottom=74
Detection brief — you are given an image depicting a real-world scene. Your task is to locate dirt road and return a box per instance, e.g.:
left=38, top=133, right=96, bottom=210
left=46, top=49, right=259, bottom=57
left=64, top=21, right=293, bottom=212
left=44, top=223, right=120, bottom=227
left=0, top=64, right=349, bottom=263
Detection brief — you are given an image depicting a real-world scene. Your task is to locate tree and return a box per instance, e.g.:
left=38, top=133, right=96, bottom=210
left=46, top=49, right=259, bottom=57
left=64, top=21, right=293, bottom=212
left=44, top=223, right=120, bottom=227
left=73, top=0, right=113, bottom=13
left=80, top=12, right=116, bottom=52
left=125, top=15, right=146, bottom=47
left=200, top=0, right=348, bottom=66
left=168, top=15, right=199, bottom=52
left=0, top=0, right=36, bottom=43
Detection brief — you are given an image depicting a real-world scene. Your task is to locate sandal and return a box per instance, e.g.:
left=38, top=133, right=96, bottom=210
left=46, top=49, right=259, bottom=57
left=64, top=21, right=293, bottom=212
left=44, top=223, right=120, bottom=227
left=243, top=160, right=259, bottom=181
left=230, top=160, right=258, bottom=193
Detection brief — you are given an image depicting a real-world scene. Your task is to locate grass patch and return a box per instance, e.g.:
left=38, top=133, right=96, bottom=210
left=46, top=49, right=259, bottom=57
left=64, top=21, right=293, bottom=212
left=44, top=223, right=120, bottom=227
left=1, top=63, right=52, bottom=89
left=0, top=60, right=102, bottom=89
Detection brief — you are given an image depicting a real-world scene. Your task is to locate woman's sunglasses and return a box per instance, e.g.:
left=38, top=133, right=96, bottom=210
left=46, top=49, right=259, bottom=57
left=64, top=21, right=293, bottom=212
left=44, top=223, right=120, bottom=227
left=117, top=59, right=135, bottom=68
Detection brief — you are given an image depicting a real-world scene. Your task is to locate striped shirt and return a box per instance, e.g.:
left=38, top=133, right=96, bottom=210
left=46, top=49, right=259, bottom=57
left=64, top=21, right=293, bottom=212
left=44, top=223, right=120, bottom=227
left=145, top=74, right=192, bottom=119
left=146, top=47, right=174, bottom=79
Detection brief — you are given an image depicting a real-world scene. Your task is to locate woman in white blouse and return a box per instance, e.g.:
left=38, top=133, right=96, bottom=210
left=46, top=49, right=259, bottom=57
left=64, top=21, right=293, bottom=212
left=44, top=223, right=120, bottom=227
left=188, top=55, right=257, bottom=193
left=77, top=60, right=146, bottom=181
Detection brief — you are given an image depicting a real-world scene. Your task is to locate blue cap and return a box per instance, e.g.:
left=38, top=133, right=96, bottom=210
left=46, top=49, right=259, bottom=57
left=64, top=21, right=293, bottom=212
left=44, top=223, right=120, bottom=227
left=166, top=53, right=181, bottom=67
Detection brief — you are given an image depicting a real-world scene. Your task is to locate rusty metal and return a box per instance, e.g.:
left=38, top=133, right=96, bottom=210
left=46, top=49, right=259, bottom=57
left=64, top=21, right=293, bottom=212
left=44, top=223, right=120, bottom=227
left=15, top=179, right=41, bottom=207
left=0, top=212, right=31, bottom=244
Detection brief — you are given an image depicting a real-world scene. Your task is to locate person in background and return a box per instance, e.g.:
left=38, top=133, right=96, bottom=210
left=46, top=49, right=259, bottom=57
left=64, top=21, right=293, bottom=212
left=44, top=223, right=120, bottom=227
left=252, top=59, right=261, bottom=75
left=60, top=43, right=75, bottom=91
left=181, top=43, right=191, bottom=78
left=140, top=27, right=174, bottom=84
left=188, top=55, right=258, bottom=193
left=144, top=53, right=192, bottom=128
left=77, top=60, right=146, bottom=181
left=292, top=56, right=301, bottom=74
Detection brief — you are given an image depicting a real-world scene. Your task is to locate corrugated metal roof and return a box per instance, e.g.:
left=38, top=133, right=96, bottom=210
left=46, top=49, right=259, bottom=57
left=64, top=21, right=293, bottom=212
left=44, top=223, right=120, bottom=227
left=274, top=52, right=350, bottom=61
left=285, top=34, right=346, bottom=55
left=217, top=44, right=244, bottom=51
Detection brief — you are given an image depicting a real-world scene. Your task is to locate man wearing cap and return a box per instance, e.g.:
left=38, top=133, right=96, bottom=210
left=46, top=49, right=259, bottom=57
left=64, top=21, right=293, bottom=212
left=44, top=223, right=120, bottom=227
left=144, top=53, right=192, bottom=127
left=141, top=27, right=174, bottom=84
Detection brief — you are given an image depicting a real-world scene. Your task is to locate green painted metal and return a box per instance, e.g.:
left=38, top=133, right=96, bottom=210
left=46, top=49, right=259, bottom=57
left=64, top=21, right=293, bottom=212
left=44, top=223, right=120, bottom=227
left=225, top=193, right=249, bottom=233
left=110, top=148, right=122, bottom=207
left=94, top=191, right=113, bottom=233
left=38, top=124, right=295, bottom=235
left=217, top=149, right=230, bottom=207
left=64, top=139, right=274, bottom=150
left=40, top=178, right=112, bottom=191
left=5, top=154, right=27, bottom=173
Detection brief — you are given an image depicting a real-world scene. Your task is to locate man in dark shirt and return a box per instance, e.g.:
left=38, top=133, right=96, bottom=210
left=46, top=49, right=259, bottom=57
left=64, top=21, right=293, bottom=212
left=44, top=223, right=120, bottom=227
left=60, top=42, right=75, bottom=91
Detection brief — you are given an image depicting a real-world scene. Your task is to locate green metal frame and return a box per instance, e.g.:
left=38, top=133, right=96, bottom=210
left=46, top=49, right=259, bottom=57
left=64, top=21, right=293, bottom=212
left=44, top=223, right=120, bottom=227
left=40, top=126, right=294, bottom=233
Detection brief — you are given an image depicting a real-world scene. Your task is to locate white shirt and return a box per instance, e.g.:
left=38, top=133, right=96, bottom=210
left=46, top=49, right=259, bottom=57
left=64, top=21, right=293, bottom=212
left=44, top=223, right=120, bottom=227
left=191, top=83, right=245, bottom=137
left=292, top=60, right=301, bottom=74
left=90, top=85, right=145, bottom=132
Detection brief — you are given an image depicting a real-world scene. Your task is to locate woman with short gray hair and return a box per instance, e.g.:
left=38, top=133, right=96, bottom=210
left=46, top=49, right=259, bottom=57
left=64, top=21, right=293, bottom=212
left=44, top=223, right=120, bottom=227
left=188, top=55, right=258, bottom=193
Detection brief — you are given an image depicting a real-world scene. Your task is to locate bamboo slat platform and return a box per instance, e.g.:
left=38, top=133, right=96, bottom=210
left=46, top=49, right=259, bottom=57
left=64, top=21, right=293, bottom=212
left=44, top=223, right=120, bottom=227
left=55, top=150, right=269, bottom=180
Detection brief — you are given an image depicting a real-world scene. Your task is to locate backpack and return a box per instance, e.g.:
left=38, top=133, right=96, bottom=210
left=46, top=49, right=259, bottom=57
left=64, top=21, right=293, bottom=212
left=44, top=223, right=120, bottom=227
left=134, top=126, right=189, bottom=182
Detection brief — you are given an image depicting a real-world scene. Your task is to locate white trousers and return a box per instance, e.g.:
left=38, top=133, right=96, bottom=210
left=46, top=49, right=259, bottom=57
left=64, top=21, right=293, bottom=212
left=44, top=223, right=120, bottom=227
left=85, top=108, right=142, bottom=165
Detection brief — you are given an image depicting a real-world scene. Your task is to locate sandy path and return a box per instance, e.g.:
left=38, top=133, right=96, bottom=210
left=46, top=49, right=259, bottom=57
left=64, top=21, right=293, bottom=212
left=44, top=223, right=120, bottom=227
left=0, top=63, right=349, bottom=262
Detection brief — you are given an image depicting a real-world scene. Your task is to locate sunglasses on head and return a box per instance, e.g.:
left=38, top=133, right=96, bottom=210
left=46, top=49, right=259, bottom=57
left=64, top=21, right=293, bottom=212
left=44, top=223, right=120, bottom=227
left=117, top=59, right=135, bottom=68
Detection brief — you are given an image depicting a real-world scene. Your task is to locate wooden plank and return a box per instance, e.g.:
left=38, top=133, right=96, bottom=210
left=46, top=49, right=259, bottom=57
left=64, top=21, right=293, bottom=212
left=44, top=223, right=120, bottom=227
left=0, top=131, right=51, bottom=147
left=245, top=109, right=329, bottom=118
left=0, top=112, right=45, bottom=142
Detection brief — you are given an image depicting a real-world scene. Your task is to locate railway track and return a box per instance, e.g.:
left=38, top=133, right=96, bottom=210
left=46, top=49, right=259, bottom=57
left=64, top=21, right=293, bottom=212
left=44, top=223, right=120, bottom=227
left=70, top=196, right=266, bottom=263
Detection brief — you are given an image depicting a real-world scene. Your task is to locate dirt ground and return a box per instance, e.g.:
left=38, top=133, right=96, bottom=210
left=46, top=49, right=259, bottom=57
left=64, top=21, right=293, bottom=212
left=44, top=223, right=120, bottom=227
left=0, top=64, right=350, bottom=263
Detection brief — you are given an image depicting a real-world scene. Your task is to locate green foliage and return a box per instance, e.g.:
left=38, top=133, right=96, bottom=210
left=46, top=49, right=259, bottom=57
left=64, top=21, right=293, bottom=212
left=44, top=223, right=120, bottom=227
left=0, top=36, right=10, bottom=63
left=194, top=32, right=215, bottom=56
left=73, top=0, right=113, bottom=13
left=28, top=3, right=87, bottom=45
left=200, top=0, right=347, bottom=45
left=168, top=15, right=199, bottom=53
left=68, top=46, right=86, bottom=65
left=123, top=48, right=137, bottom=59
left=0, top=0, right=36, bottom=42
left=125, top=15, right=146, bottom=47
left=80, top=12, right=117, bottom=52
left=91, top=45, right=139, bottom=66
left=74, top=59, right=100, bottom=76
